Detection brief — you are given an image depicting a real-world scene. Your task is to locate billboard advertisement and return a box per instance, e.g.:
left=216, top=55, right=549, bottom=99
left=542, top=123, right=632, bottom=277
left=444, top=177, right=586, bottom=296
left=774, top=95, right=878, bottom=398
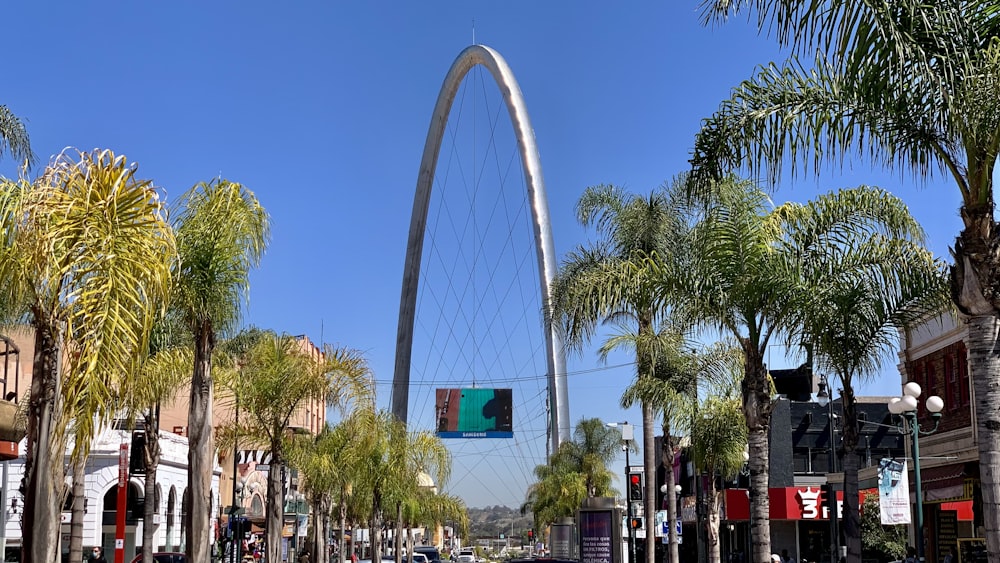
left=435, top=388, right=513, bottom=438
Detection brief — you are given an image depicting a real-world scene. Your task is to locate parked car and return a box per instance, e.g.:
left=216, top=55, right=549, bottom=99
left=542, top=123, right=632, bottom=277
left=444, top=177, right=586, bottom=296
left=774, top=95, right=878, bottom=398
left=411, top=553, right=429, bottom=563
left=129, top=553, right=186, bottom=563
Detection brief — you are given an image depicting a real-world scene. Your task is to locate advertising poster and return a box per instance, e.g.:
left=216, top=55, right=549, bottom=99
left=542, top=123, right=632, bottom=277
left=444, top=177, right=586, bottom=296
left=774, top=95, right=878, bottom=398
left=878, top=458, right=911, bottom=524
left=435, top=388, right=513, bottom=438
left=579, top=510, right=614, bottom=563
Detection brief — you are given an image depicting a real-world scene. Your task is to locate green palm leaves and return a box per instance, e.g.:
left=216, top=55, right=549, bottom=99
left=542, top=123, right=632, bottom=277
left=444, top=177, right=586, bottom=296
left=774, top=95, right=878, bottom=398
left=172, top=179, right=270, bottom=335
left=0, top=105, right=34, bottom=168
left=0, top=149, right=174, bottom=563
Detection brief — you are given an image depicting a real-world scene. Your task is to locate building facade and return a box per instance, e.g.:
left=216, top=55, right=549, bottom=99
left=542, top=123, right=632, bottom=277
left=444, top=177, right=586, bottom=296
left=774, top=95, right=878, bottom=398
left=896, top=312, right=984, bottom=562
left=0, top=326, right=326, bottom=561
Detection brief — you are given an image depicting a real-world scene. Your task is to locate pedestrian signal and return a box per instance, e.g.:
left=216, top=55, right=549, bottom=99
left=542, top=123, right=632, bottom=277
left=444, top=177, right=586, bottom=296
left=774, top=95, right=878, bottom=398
left=630, top=517, right=643, bottom=530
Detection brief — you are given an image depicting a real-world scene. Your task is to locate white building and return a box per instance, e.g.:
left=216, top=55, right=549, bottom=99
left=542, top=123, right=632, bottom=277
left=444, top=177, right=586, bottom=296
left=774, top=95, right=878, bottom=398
left=1, top=427, right=221, bottom=561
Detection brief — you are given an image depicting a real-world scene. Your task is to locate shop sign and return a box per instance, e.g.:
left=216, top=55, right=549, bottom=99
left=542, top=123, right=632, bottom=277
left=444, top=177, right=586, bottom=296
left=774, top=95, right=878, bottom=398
left=795, top=487, right=842, bottom=520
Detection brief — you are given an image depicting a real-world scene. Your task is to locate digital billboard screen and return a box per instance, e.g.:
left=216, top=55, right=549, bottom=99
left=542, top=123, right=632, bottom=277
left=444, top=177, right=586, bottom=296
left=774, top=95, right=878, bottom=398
left=435, top=388, right=513, bottom=438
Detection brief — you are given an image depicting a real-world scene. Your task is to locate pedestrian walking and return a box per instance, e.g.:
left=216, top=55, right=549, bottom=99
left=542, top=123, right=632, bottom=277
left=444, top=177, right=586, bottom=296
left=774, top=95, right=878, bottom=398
left=90, top=547, right=108, bottom=563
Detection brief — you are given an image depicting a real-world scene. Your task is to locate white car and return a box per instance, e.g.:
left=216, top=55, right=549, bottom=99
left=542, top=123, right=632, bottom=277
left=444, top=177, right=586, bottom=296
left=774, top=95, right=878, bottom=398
left=411, top=554, right=429, bottom=563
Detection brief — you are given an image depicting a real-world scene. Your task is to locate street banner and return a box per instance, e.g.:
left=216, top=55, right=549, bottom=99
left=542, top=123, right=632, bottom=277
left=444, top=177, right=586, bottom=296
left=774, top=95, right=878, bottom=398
left=878, top=458, right=910, bottom=524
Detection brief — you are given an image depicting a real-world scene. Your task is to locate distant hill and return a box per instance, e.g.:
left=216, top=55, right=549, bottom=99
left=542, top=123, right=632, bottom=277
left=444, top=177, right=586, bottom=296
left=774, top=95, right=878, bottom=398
left=467, top=505, right=534, bottom=541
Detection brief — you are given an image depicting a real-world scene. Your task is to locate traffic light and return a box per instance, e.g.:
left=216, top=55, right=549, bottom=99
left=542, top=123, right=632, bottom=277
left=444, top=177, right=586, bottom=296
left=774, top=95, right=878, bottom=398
left=630, top=517, right=644, bottom=530
left=527, top=529, right=534, bottom=541
left=628, top=472, right=643, bottom=501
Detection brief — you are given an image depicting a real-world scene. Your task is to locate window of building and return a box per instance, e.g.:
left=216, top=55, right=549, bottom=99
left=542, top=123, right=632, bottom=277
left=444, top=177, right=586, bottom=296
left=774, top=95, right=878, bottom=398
left=958, top=343, right=970, bottom=407
left=945, top=352, right=956, bottom=412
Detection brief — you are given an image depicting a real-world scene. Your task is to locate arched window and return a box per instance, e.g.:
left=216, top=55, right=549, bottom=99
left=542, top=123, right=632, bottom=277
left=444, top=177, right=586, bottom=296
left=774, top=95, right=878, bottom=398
left=166, top=487, right=177, bottom=552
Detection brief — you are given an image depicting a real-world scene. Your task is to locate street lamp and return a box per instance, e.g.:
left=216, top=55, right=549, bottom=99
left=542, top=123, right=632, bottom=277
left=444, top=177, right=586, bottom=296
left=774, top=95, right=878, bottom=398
left=291, top=491, right=306, bottom=558
left=233, top=478, right=258, bottom=563
left=816, top=374, right=839, bottom=563
left=607, top=422, right=635, bottom=563
left=660, top=484, right=682, bottom=544
left=887, top=382, right=944, bottom=562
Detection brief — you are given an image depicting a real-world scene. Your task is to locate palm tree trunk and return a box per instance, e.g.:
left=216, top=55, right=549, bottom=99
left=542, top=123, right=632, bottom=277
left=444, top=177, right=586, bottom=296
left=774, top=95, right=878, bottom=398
left=267, top=462, right=285, bottom=563
left=24, top=318, right=64, bottom=563
left=966, top=314, right=1000, bottom=562
left=642, top=402, right=658, bottom=563
left=371, top=493, right=383, bottom=562
left=662, top=432, right=679, bottom=563
left=338, top=491, right=348, bottom=563
left=706, top=483, right=721, bottom=563
left=187, top=324, right=215, bottom=563
left=143, top=410, right=162, bottom=563
left=70, top=453, right=87, bottom=563
left=395, top=503, right=404, bottom=563
left=839, top=389, right=861, bottom=563
left=743, top=344, right=771, bottom=563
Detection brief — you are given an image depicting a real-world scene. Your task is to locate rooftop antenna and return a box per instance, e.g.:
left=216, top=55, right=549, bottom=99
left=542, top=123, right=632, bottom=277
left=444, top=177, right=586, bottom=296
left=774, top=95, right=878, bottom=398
left=472, top=18, right=475, bottom=45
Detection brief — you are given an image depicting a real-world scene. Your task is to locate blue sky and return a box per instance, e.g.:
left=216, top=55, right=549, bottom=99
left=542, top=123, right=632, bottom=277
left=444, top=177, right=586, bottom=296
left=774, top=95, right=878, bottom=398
left=0, top=2, right=968, bottom=508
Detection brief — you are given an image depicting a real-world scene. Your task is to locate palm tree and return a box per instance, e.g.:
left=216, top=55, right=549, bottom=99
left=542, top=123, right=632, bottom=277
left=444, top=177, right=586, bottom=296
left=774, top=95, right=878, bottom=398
left=556, top=417, right=622, bottom=498
left=550, top=184, right=679, bottom=563
left=692, top=395, right=747, bottom=563
left=218, top=331, right=372, bottom=563
left=521, top=417, right=625, bottom=531
left=620, top=335, right=738, bottom=563
left=794, top=198, right=950, bottom=563
left=171, top=178, right=269, bottom=563
left=653, top=178, right=929, bottom=563
left=387, top=427, right=451, bottom=563
left=618, top=328, right=695, bottom=563
left=692, top=2, right=1000, bottom=557
left=0, top=104, right=34, bottom=167
left=126, top=343, right=193, bottom=563
left=288, top=423, right=356, bottom=563
left=0, top=150, right=174, bottom=563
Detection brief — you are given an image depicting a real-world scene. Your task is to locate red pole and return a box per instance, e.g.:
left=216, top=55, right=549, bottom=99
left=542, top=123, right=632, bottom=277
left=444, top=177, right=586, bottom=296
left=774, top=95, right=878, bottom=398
left=115, top=442, right=129, bottom=563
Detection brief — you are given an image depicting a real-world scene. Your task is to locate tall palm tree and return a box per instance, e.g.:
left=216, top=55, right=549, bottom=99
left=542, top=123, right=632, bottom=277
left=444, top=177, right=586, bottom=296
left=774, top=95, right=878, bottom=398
left=218, top=331, right=372, bottom=563
left=692, top=2, right=1000, bottom=557
left=617, top=327, right=695, bottom=563
left=171, top=178, right=269, bottom=563
left=794, top=195, right=950, bottom=563
left=0, top=104, right=34, bottom=168
left=620, top=335, right=738, bottom=563
left=654, top=178, right=928, bottom=563
left=0, top=149, right=174, bottom=563
left=550, top=184, right=679, bottom=563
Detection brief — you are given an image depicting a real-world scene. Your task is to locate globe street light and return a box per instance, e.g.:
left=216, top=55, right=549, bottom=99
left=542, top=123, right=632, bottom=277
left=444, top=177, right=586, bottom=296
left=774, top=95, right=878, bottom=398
left=608, top=422, right=635, bottom=563
left=887, top=382, right=944, bottom=562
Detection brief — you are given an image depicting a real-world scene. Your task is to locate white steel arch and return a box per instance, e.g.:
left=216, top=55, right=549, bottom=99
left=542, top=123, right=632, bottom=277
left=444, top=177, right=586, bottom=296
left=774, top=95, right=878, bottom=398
left=391, top=44, right=570, bottom=451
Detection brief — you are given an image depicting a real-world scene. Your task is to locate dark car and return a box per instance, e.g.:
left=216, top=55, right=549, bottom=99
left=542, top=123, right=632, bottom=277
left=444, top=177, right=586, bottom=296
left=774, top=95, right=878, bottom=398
left=129, top=552, right=186, bottom=563
left=412, top=547, right=441, bottom=563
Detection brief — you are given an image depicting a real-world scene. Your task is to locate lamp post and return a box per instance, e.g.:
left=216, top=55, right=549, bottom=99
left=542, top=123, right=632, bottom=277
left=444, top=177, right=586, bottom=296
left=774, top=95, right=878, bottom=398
left=291, top=491, right=305, bottom=558
left=608, top=422, right=635, bottom=563
left=815, top=374, right=839, bottom=563
left=887, top=382, right=944, bottom=562
left=659, top=484, right=681, bottom=547
left=233, top=477, right=255, bottom=563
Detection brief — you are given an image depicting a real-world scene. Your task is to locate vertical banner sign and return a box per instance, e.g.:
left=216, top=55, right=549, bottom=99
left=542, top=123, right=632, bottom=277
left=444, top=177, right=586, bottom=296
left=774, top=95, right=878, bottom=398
left=878, top=458, right=911, bottom=525
left=115, top=443, right=129, bottom=563
left=579, top=510, right=614, bottom=563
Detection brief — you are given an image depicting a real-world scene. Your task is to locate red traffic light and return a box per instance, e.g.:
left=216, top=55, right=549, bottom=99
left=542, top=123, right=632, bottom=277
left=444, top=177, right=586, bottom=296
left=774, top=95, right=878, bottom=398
left=630, top=475, right=640, bottom=484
